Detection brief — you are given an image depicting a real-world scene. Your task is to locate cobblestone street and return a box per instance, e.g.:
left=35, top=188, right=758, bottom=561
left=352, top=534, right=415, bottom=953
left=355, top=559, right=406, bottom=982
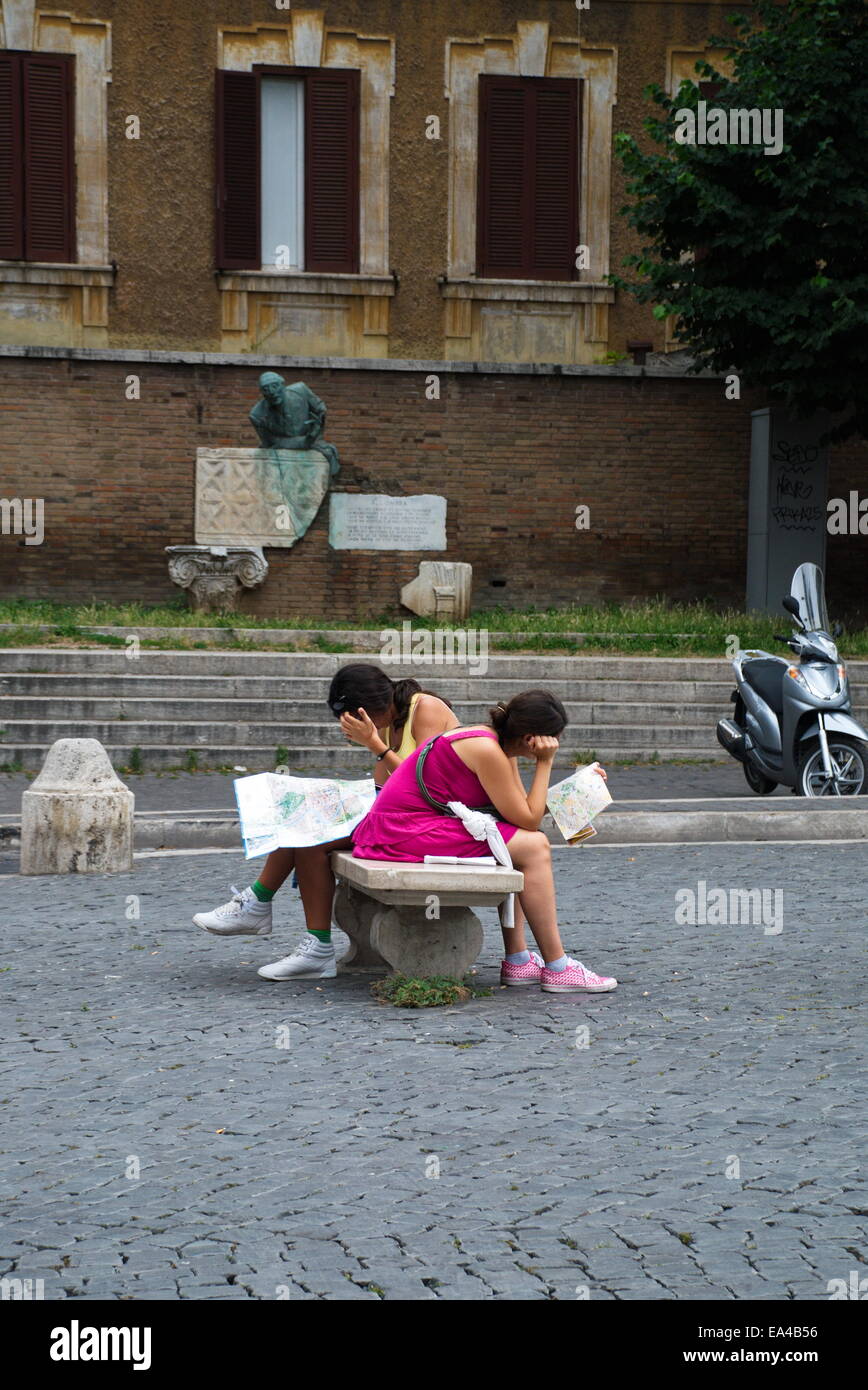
left=1, top=842, right=863, bottom=1301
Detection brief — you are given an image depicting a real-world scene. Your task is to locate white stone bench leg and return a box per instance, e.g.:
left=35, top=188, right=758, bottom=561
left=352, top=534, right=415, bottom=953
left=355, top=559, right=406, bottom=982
left=371, top=904, right=484, bottom=979
left=333, top=881, right=390, bottom=970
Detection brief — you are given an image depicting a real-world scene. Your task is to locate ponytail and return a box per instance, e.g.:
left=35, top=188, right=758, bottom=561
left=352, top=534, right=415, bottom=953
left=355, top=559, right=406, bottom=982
left=390, top=678, right=423, bottom=734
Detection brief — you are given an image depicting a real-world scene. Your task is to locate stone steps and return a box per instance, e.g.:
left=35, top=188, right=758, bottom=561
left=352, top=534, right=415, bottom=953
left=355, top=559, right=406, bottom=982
left=6, top=696, right=824, bottom=728
left=0, top=720, right=726, bottom=749
left=1, top=646, right=864, bottom=774
left=0, top=673, right=741, bottom=703
left=0, top=648, right=751, bottom=679
left=0, top=742, right=719, bottom=772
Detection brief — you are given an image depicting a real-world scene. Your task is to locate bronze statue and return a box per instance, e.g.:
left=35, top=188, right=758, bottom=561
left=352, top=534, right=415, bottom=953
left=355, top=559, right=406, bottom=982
left=249, top=372, right=339, bottom=476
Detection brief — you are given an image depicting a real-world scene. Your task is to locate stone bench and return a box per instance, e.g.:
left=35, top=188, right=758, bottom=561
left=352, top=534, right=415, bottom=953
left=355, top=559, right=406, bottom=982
left=331, top=851, right=524, bottom=979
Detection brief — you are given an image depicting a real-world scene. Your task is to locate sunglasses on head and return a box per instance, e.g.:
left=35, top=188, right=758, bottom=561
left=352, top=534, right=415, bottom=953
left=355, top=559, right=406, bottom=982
left=329, top=699, right=359, bottom=719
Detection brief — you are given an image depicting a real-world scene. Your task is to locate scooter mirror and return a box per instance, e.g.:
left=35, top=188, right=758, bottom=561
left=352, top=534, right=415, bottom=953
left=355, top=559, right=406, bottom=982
left=782, top=596, right=802, bottom=621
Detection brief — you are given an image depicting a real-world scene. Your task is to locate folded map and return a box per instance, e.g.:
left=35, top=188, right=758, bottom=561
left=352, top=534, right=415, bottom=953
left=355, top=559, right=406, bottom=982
left=546, top=763, right=613, bottom=844
left=234, top=772, right=377, bottom=858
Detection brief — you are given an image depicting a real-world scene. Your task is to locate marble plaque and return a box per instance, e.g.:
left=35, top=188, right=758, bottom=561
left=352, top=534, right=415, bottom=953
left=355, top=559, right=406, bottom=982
left=329, top=494, right=447, bottom=551
left=195, top=447, right=331, bottom=548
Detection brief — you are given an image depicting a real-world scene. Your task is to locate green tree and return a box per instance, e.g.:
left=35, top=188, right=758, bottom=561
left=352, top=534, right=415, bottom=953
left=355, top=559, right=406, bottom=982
left=613, top=0, right=868, bottom=441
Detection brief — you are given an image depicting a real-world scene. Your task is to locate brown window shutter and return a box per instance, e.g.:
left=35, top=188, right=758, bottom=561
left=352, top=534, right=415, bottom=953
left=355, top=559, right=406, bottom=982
left=216, top=68, right=260, bottom=270
left=305, top=68, right=359, bottom=274
left=0, top=53, right=24, bottom=259
left=22, top=52, right=74, bottom=262
left=477, top=76, right=528, bottom=279
left=532, top=81, right=579, bottom=281
left=478, top=75, right=579, bottom=281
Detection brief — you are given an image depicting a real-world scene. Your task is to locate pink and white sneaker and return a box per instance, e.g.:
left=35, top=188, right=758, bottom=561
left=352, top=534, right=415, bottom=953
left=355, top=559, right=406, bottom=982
left=500, top=950, right=545, bottom=987
left=540, top=957, right=618, bottom=994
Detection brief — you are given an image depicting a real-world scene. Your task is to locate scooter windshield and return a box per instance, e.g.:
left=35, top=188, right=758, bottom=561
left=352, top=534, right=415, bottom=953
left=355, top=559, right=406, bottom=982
left=790, top=562, right=829, bottom=633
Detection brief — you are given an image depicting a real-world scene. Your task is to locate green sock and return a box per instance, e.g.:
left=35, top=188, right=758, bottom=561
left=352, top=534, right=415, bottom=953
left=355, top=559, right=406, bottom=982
left=251, top=880, right=275, bottom=903
left=308, top=928, right=331, bottom=944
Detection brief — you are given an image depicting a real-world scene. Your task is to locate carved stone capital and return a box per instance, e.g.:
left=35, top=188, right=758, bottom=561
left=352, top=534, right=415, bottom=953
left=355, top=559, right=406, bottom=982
left=165, top=545, right=268, bottom=613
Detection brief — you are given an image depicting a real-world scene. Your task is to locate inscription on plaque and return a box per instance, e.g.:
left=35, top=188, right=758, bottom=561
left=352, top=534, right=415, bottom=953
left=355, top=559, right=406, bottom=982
left=329, top=494, right=447, bottom=551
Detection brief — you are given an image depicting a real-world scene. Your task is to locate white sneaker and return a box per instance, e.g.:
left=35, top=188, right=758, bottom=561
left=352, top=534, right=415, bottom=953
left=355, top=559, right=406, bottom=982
left=193, top=885, right=273, bottom=937
left=257, top=935, right=337, bottom=981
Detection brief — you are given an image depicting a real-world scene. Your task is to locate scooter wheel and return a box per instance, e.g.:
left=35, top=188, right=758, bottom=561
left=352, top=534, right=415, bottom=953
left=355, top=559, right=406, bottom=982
left=797, top=736, right=867, bottom=796
left=743, top=761, right=777, bottom=795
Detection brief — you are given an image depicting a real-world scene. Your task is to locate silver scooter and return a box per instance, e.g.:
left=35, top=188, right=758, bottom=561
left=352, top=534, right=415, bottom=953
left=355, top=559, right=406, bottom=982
left=716, top=562, right=868, bottom=796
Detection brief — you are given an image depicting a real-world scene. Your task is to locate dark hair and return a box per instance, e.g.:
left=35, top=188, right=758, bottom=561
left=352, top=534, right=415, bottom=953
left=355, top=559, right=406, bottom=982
left=327, top=664, right=449, bottom=733
left=489, top=689, right=568, bottom=747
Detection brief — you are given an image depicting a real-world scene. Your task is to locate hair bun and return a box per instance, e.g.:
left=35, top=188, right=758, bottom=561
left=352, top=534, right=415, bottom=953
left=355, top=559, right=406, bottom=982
left=489, top=701, right=509, bottom=732
left=489, top=690, right=568, bottom=747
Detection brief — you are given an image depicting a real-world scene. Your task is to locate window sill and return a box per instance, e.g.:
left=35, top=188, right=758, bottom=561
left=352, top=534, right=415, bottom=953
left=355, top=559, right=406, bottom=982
left=439, top=277, right=614, bottom=304
left=217, top=270, right=395, bottom=297
left=0, top=262, right=115, bottom=287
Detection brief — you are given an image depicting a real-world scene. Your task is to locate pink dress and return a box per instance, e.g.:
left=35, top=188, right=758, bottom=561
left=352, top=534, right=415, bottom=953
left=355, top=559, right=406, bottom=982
left=352, top=729, right=520, bottom=862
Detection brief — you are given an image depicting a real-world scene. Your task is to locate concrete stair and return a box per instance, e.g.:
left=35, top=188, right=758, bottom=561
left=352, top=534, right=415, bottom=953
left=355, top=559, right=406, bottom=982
left=2, top=647, right=866, bottom=774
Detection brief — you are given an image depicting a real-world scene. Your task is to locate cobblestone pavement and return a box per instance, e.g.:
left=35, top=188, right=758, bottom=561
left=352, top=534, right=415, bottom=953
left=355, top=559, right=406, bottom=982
left=1, top=843, right=864, bottom=1301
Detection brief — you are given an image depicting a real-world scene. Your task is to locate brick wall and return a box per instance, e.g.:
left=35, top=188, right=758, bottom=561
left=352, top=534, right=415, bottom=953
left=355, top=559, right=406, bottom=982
left=1, top=353, right=867, bottom=620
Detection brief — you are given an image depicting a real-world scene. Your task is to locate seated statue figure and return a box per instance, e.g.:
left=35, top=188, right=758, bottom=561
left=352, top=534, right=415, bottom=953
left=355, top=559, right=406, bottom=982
left=249, top=372, right=339, bottom=477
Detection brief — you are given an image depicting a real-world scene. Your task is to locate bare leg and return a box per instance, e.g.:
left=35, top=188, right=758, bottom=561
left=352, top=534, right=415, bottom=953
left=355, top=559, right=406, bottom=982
left=506, top=829, right=565, bottom=964
left=499, top=897, right=529, bottom=955
left=255, top=848, right=297, bottom=893
left=292, top=835, right=354, bottom=933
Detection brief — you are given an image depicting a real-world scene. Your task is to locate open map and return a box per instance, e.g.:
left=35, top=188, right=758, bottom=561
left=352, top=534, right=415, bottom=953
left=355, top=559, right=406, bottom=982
left=546, top=763, right=613, bottom=844
left=234, top=772, right=377, bottom=858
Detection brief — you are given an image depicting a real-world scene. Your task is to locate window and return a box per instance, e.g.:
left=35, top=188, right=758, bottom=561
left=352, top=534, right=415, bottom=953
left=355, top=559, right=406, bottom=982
left=0, top=50, right=75, bottom=262
left=215, top=67, right=359, bottom=274
left=476, top=74, right=579, bottom=282
left=261, top=77, right=304, bottom=270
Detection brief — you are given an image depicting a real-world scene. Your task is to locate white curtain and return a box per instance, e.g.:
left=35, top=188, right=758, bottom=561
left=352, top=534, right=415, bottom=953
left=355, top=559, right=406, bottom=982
left=261, top=78, right=305, bottom=270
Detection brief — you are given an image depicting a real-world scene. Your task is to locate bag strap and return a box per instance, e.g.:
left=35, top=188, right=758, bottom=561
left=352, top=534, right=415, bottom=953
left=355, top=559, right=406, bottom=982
left=416, top=735, right=451, bottom=813
left=415, top=734, right=499, bottom=818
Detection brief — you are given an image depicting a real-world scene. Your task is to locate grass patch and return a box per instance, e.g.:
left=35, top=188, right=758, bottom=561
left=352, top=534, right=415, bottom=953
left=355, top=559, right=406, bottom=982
left=2, top=597, right=868, bottom=657
left=371, top=974, right=473, bottom=1008
left=124, top=747, right=143, bottom=775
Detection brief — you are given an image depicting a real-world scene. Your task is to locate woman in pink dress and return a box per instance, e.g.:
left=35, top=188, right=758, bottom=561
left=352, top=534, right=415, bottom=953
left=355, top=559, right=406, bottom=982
left=353, top=690, right=618, bottom=995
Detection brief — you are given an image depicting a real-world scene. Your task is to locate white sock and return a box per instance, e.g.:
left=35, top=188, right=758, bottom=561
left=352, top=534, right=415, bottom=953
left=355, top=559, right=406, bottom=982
left=505, top=950, right=531, bottom=964
left=545, top=954, right=568, bottom=972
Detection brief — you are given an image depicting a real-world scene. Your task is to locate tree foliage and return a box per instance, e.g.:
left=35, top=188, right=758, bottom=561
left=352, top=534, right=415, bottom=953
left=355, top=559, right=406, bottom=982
left=613, top=0, right=868, bottom=441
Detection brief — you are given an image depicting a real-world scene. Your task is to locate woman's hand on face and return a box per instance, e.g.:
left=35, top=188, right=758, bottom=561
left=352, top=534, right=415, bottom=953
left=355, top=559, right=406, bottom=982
left=526, top=734, right=559, bottom=763
left=339, top=707, right=380, bottom=750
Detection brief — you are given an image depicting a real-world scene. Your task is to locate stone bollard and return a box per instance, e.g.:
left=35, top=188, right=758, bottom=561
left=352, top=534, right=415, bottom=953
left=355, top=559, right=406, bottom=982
left=20, top=739, right=134, bottom=875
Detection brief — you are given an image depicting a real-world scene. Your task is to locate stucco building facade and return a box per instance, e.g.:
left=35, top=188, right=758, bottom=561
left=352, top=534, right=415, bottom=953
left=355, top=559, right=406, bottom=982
left=0, top=0, right=739, bottom=363
left=1, top=0, right=865, bottom=619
